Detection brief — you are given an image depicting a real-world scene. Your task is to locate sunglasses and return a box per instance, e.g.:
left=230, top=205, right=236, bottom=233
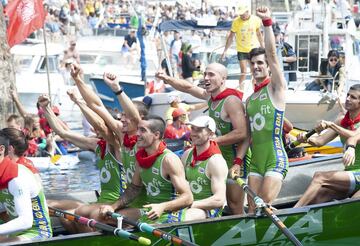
left=329, top=58, right=338, bottom=62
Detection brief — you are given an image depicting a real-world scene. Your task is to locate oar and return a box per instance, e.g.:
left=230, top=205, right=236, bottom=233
left=49, top=207, right=151, bottom=245
left=285, top=129, right=316, bottom=152
left=107, top=211, right=197, bottom=246
left=231, top=176, right=303, bottom=246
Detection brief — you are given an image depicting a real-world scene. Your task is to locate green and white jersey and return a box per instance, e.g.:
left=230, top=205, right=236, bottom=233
left=121, top=145, right=137, bottom=184
left=96, top=144, right=127, bottom=203
left=0, top=165, right=52, bottom=239
left=340, top=122, right=360, bottom=171
left=208, top=97, right=251, bottom=174
left=184, top=149, right=213, bottom=200
left=246, top=86, right=288, bottom=177
left=139, top=149, right=177, bottom=204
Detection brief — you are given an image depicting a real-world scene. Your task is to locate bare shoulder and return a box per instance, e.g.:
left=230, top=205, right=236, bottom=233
left=163, top=151, right=183, bottom=169
left=208, top=154, right=227, bottom=168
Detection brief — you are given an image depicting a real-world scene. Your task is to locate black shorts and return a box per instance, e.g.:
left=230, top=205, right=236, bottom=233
left=237, top=52, right=250, bottom=61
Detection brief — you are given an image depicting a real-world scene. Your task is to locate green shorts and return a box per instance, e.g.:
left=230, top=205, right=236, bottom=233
left=206, top=208, right=222, bottom=218
left=13, top=227, right=52, bottom=240
left=249, top=160, right=288, bottom=180
left=346, top=169, right=360, bottom=194
left=139, top=208, right=187, bottom=224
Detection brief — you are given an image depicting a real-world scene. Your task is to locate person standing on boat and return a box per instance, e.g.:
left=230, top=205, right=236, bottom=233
left=0, top=131, right=52, bottom=243
left=244, top=6, right=289, bottom=214
left=221, top=4, right=264, bottom=90
left=182, top=116, right=228, bottom=220
left=98, top=115, right=193, bottom=224
left=156, top=63, right=250, bottom=215
left=294, top=84, right=360, bottom=206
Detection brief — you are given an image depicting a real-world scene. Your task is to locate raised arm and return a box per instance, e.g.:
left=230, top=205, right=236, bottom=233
left=38, top=95, right=98, bottom=151
left=190, top=154, right=227, bottom=210
left=257, top=7, right=286, bottom=94
left=103, top=73, right=141, bottom=125
left=10, top=88, right=28, bottom=118
left=156, top=70, right=208, bottom=100
left=221, top=31, right=235, bottom=61
left=216, top=96, right=248, bottom=146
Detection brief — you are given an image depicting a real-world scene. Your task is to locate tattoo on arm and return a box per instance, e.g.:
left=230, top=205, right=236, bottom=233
left=114, top=183, right=142, bottom=210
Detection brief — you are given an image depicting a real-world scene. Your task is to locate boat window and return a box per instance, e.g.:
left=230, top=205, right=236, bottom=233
left=295, top=35, right=320, bottom=72
left=37, top=56, right=58, bottom=73
left=13, top=55, right=33, bottom=71
left=79, top=54, right=97, bottom=64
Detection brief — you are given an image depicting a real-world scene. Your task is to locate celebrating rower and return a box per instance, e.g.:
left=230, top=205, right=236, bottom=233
left=156, top=62, right=250, bottom=215
left=182, top=116, right=228, bottom=220
left=244, top=6, right=289, bottom=213
left=295, top=84, right=360, bottom=207
left=98, top=116, right=193, bottom=223
left=0, top=131, right=52, bottom=242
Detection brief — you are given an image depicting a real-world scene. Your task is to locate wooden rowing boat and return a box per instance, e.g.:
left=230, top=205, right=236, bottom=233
left=10, top=197, right=360, bottom=245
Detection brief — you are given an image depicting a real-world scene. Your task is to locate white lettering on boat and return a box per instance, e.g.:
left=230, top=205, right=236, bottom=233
left=212, top=209, right=322, bottom=245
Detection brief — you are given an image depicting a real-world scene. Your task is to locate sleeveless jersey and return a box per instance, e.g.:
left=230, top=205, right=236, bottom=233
left=208, top=98, right=251, bottom=170
left=340, top=122, right=360, bottom=171
left=185, top=149, right=213, bottom=200
left=246, top=86, right=289, bottom=175
left=96, top=145, right=126, bottom=203
left=121, top=145, right=137, bottom=184
left=140, top=149, right=177, bottom=204
left=0, top=165, right=52, bottom=239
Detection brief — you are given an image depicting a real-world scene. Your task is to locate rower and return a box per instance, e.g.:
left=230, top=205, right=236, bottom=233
left=0, top=131, right=52, bottom=242
left=295, top=84, right=360, bottom=207
left=98, top=116, right=193, bottom=224
left=156, top=59, right=250, bottom=216
left=182, top=116, right=228, bottom=220
left=245, top=7, right=289, bottom=213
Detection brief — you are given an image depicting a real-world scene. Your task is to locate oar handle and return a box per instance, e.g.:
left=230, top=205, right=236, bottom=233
left=114, top=229, right=151, bottom=245
left=285, top=129, right=316, bottom=152
left=107, top=211, right=197, bottom=246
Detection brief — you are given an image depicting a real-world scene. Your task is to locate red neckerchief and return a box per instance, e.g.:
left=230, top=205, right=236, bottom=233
left=211, top=88, right=243, bottom=101
left=0, top=157, right=18, bottom=190
left=97, top=139, right=107, bottom=160
left=26, top=138, right=38, bottom=156
left=16, top=156, right=39, bottom=174
left=136, top=141, right=167, bottom=169
left=340, top=111, right=360, bottom=130
left=123, top=134, right=137, bottom=150
left=191, top=141, right=222, bottom=167
left=254, top=77, right=271, bottom=93
left=39, top=117, right=52, bottom=135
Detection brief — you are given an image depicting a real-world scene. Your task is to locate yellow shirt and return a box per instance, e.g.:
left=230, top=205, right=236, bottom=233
left=165, top=103, right=190, bottom=123
left=231, top=15, right=261, bottom=53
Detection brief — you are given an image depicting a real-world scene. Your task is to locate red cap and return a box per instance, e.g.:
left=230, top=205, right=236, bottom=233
left=172, top=108, right=186, bottom=118
left=52, top=106, right=60, bottom=116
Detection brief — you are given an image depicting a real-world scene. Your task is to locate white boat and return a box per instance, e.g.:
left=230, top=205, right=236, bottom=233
left=10, top=40, right=83, bottom=131
left=28, top=154, right=80, bottom=172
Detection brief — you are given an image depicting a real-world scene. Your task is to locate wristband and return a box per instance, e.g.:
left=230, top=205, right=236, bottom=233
left=114, top=88, right=123, bottom=95
left=262, top=18, right=272, bottom=27
left=346, top=144, right=356, bottom=150
left=233, top=157, right=243, bottom=166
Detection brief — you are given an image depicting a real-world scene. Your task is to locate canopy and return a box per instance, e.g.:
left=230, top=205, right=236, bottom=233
left=158, top=20, right=232, bottom=32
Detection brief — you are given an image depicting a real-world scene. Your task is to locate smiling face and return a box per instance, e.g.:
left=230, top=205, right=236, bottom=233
left=136, top=120, right=158, bottom=148
left=190, top=125, right=212, bottom=146
left=345, top=89, right=360, bottom=111
left=250, top=54, right=269, bottom=82
left=120, top=113, right=137, bottom=134
left=203, top=63, right=227, bottom=94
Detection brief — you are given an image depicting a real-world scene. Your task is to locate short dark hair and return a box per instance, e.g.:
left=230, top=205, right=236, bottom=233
left=1, top=128, right=28, bottom=157
left=327, top=50, right=339, bottom=59
left=0, top=131, right=9, bottom=156
left=350, top=84, right=360, bottom=92
left=249, top=47, right=267, bottom=62
left=134, top=101, right=149, bottom=119
left=144, top=115, right=166, bottom=139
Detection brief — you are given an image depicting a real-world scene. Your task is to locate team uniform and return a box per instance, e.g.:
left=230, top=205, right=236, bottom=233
left=139, top=149, right=186, bottom=224
left=208, top=97, right=251, bottom=179
left=340, top=122, right=360, bottom=194
left=184, top=150, right=224, bottom=218
left=0, top=158, right=52, bottom=240
left=95, top=144, right=127, bottom=203
left=246, top=86, right=289, bottom=179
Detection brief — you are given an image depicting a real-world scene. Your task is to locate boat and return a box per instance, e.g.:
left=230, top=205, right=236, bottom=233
left=10, top=40, right=83, bottom=131
left=28, top=154, right=80, bottom=172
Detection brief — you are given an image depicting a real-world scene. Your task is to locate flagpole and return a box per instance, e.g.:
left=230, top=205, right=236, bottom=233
left=42, top=26, right=52, bottom=103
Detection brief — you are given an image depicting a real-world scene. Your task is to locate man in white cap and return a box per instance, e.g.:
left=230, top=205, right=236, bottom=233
left=182, top=116, right=228, bottom=220
left=221, top=4, right=264, bottom=90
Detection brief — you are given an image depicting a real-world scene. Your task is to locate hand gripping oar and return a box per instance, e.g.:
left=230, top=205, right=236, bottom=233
left=285, top=129, right=316, bottom=152
left=231, top=176, right=303, bottom=246
left=49, top=207, right=151, bottom=245
left=107, top=211, right=197, bottom=246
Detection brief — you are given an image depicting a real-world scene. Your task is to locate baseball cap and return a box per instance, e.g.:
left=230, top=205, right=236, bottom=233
left=172, top=108, right=186, bottom=118
left=188, top=116, right=216, bottom=133
left=168, top=95, right=180, bottom=104
left=238, top=5, right=250, bottom=15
